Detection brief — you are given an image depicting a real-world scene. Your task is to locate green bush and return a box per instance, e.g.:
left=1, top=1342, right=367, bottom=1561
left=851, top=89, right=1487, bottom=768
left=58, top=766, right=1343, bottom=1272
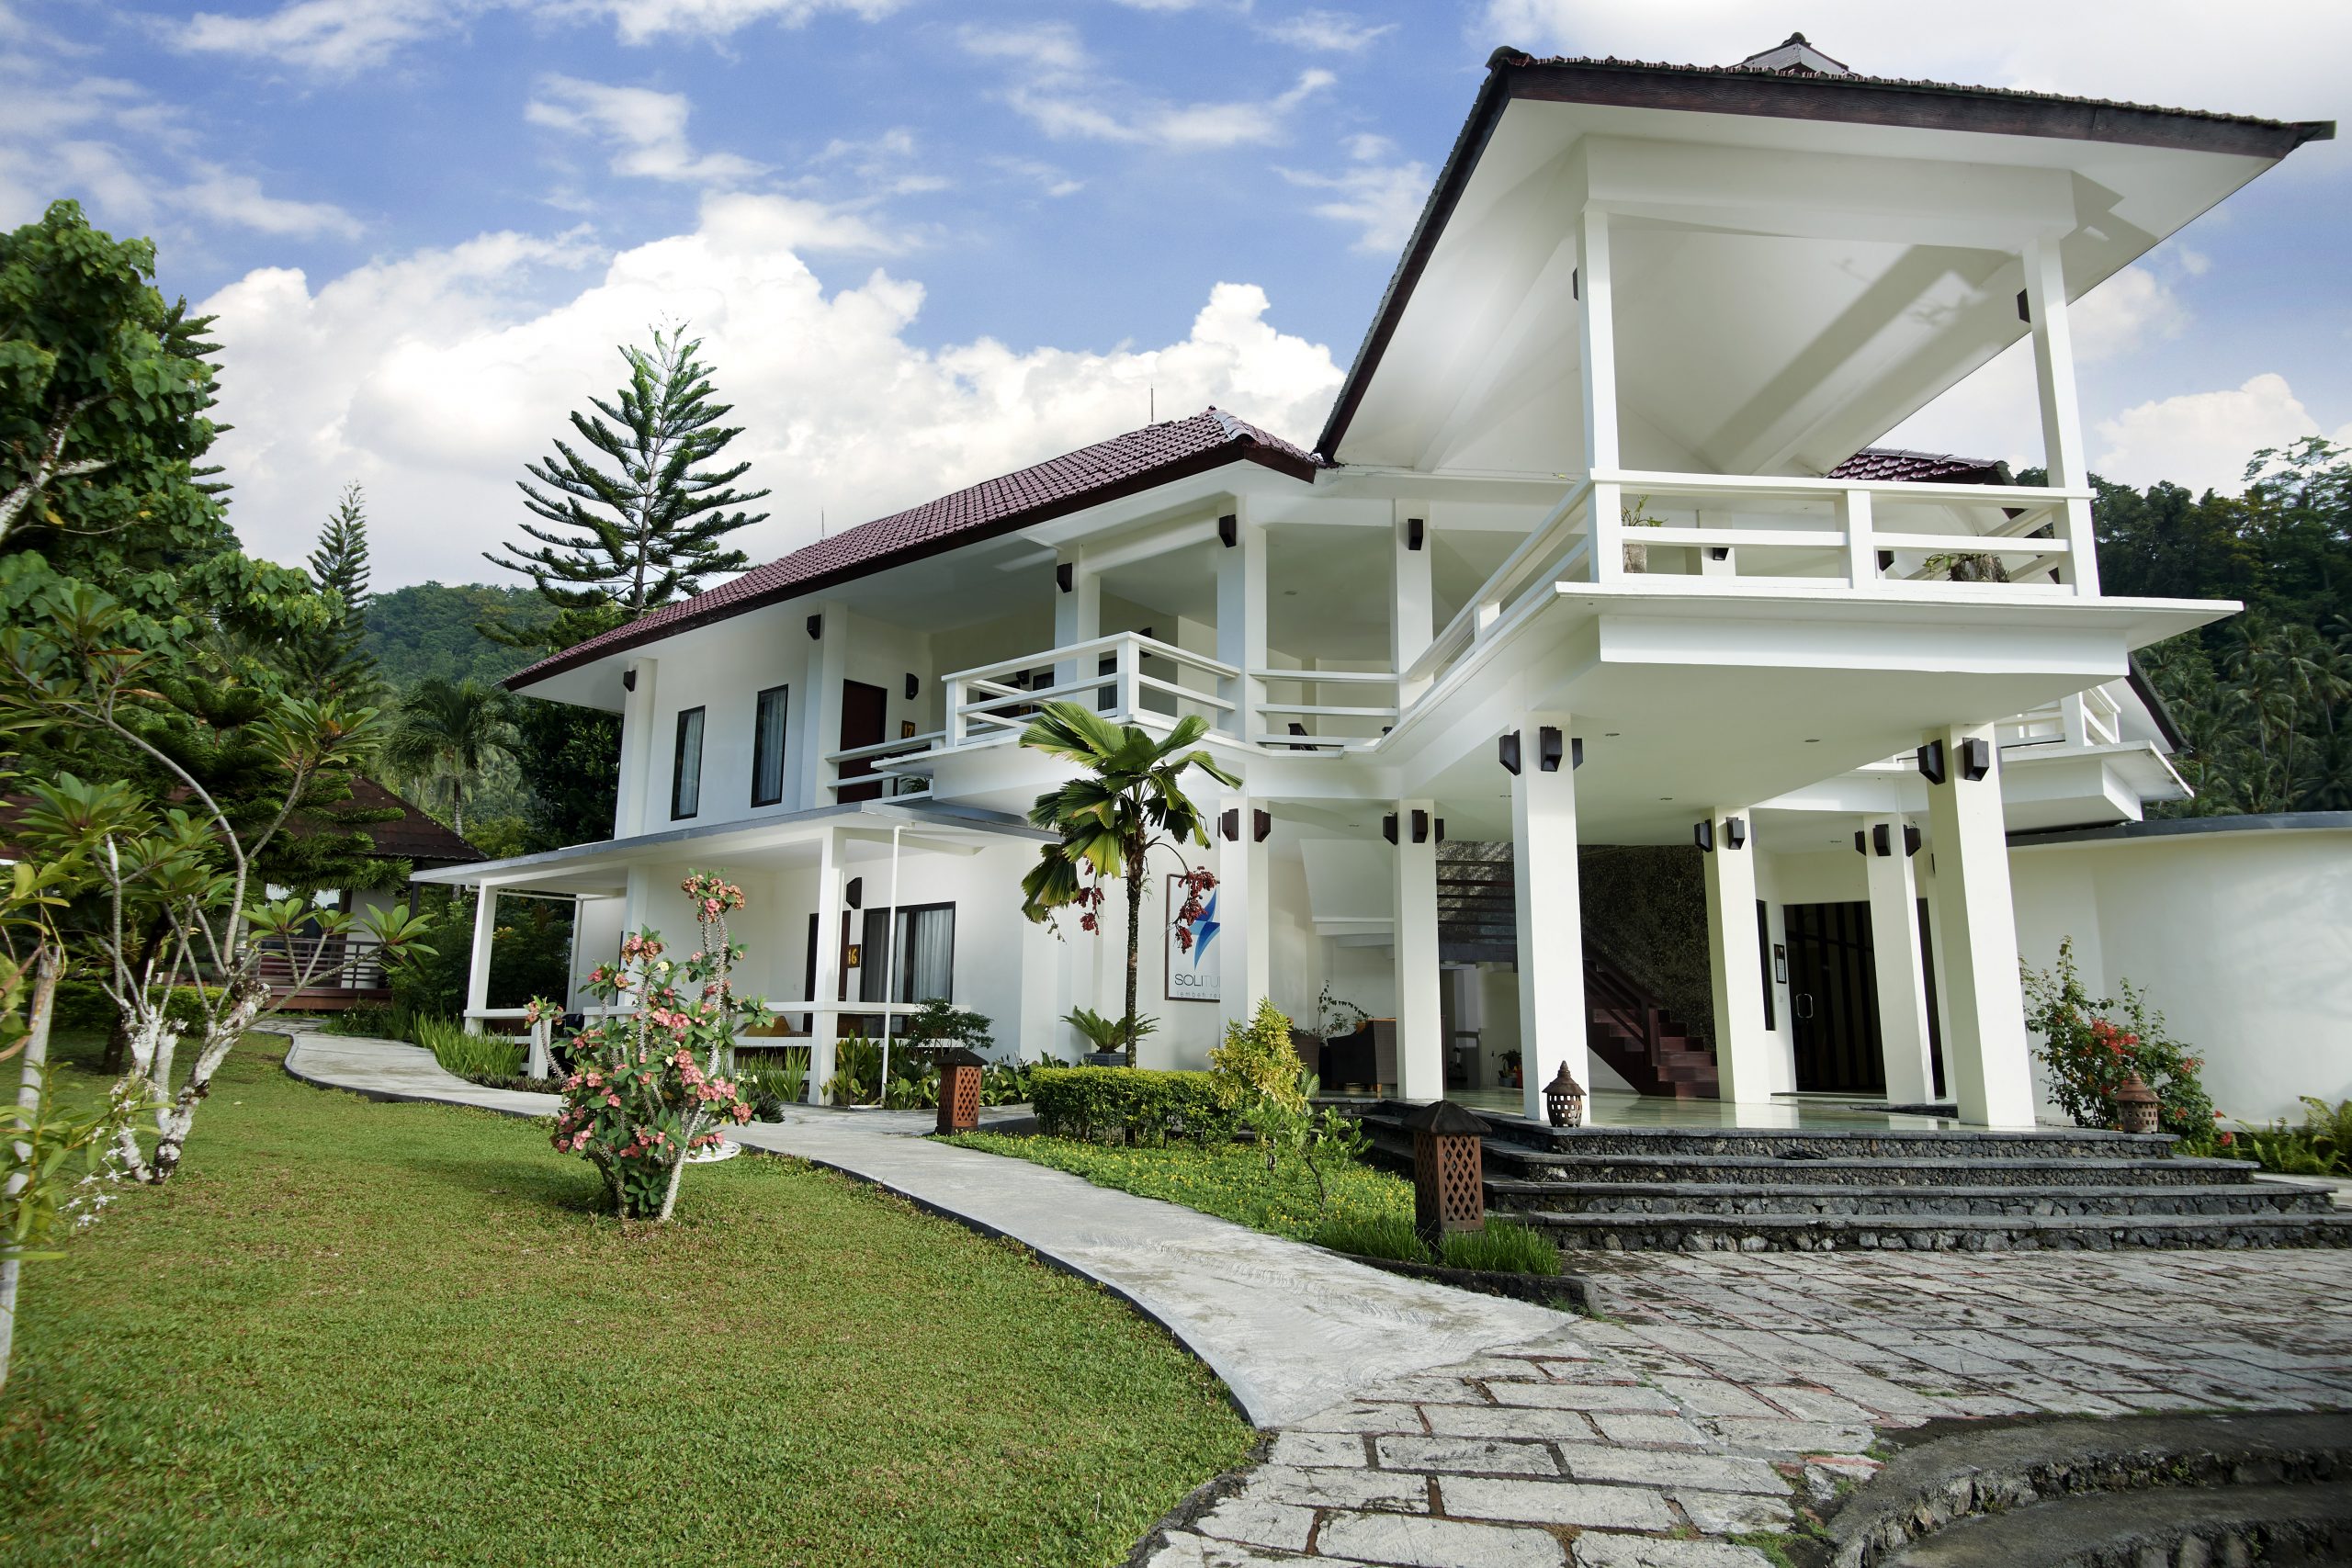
left=2023, top=938, right=2217, bottom=1145
left=414, top=1015, right=524, bottom=1081
left=1029, top=1066, right=1237, bottom=1145
left=51, top=978, right=224, bottom=1035
left=1209, top=998, right=1304, bottom=1115
left=2227, top=1097, right=2352, bottom=1176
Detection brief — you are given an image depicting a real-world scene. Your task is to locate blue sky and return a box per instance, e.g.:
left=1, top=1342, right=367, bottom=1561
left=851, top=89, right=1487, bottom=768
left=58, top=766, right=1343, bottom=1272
left=5, top=0, right=2346, bottom=587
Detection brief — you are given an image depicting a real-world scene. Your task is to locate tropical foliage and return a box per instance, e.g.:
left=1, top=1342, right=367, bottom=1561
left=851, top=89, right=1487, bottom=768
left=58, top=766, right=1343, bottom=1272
left=2092, top=438, right=2352, bottom=814
left=1020, top=702, right=1234, bottom=1063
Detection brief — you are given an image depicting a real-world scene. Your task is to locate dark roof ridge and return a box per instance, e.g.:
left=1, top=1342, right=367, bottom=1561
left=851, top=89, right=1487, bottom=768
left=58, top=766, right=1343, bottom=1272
left=1487, top=48, right=2337, bottom=141
left=508, top=407, right=1321, bottom=692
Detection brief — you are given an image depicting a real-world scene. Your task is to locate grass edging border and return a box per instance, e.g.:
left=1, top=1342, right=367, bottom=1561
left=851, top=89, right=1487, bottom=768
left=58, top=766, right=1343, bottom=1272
left=1332, top=1249, right=1611, bottom=1314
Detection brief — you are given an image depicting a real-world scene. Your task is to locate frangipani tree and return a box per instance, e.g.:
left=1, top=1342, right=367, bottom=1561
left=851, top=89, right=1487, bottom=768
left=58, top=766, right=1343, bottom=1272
left=552, top=871, right=763, bottom=1222
left=1018, top=702, right=1237, bottom=1066
left=0, top=585, right=433, bottom=1185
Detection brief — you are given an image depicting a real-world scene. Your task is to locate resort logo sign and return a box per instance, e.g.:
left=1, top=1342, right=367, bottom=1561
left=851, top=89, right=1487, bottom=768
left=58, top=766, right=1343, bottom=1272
left=1167, top=874, right=1220, bottom=1003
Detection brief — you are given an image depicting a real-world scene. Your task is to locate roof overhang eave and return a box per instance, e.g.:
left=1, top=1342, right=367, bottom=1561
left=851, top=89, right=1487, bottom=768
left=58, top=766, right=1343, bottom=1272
left=1314, top=51, right=2335, bottom=464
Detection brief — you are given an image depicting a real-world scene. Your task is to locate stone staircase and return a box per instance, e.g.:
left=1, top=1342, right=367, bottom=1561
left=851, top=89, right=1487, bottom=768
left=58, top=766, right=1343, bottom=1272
left=1349, top=1106, right=2352, bottom=1251
left=1437, top=840, right=1720, bottom=1099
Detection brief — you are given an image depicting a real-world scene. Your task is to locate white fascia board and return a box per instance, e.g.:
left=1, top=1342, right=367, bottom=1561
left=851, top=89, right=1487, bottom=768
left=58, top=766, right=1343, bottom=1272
left=1583, top=134, right=2077, bottom=248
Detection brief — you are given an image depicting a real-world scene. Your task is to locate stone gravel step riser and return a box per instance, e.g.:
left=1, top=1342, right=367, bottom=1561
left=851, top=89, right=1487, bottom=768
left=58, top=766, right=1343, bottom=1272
left=1350, top=1110, right=2180, bottom=1163
left=1500, top=1213, right=2352, bottom=1252
left=1480, top=1153, right=2259, bottom=1189
left=1495, top=1187, right=2333, bottom=1218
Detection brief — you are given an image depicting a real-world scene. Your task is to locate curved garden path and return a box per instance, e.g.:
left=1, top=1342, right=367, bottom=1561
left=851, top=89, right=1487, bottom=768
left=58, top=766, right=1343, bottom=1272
left=284, top=1028, right=2352, bottom=1568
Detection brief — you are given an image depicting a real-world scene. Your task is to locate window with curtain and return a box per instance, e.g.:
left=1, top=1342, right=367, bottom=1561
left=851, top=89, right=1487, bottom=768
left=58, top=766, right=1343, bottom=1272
left=856, top=902, right=956, bottom=1003
left=671, top=706, right=705, bottom=818
left=752, top=684, right=788, bottom=807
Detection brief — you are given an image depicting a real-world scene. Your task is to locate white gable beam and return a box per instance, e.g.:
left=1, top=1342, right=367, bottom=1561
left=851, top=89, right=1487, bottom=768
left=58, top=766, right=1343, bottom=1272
left=1583, top=135, right=2076, bottom=250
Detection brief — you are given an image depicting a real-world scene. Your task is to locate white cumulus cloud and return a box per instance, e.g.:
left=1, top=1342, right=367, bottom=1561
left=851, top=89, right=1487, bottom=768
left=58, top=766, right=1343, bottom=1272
left=198, top=196, right=1345, bottom=588
left=526, top=75, right=765, bottom=186
left=2095, top=374, right=2352, bottom=497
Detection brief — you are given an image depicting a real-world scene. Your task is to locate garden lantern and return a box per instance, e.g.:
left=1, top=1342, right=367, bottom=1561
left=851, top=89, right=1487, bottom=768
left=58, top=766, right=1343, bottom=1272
left=1403, top=1100, right=1488, bottom=1249
left=1544, top=1061, right=1586, bottom=1128
left=2112, top=1071, right=2160, bottom=1135
left=935, top=1048, right=986, bottom=1134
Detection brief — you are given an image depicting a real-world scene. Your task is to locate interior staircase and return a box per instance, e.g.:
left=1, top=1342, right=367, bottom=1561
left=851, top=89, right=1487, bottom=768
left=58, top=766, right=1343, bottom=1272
left=1437, top=841, right=1718, bottom=1099
left=1349, top=1106, right=2352, bottom=1251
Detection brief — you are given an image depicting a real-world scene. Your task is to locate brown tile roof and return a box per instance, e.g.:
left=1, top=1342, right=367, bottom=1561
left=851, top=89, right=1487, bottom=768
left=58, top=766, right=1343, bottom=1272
left=509, top=408, right=1321, bottom=690
left=340, top=777, right=485, bottom=867
left=1828, top=447, right=2010, bottom=486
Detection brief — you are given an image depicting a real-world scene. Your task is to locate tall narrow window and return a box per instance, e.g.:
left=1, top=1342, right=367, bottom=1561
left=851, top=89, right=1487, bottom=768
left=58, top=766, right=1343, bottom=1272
left=671, top=706, right=705, bottom=818
left=752, top=684, right=789, bottom=807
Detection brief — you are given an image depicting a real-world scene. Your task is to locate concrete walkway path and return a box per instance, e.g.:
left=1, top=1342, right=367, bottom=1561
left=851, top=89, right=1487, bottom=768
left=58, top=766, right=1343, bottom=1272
left=281, top=1030, right=1567, bottom=1429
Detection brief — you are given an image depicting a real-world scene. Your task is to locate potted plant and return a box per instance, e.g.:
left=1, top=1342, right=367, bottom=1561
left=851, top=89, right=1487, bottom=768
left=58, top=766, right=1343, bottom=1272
left=1621, top=495, right=1668, bottom=573
left=1064, top=1006, right=1157, bottom=1067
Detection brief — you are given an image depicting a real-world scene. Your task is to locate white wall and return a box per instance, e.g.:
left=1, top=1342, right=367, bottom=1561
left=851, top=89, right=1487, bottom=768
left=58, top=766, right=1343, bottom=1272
left=2010, top=826, right=2352, bottom=1124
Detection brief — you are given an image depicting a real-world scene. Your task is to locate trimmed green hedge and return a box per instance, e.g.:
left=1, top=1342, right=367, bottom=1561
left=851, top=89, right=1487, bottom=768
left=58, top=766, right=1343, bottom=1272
left=52, top=979, right=225, bottom=1034
left=1029, top=1066, right=1237, bottom=1145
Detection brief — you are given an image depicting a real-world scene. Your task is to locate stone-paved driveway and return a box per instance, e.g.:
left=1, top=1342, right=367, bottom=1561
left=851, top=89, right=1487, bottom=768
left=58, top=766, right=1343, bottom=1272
left=1136, top=1249, right=2352, bottom=1567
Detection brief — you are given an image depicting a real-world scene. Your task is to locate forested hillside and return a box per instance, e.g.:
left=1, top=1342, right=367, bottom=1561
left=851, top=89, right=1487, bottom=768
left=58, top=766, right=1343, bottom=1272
left=362, top=582, right=551, bottom=690
left=2083, top=438, right=2352, bottom=816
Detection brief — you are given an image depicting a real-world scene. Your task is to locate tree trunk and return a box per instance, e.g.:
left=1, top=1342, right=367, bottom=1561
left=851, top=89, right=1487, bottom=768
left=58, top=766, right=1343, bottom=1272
left=1, top=945, right=64, bottom=1402
left=102, top=917, right=170, bottom=1074
left=1124, top=853, right=1145, bottom=1066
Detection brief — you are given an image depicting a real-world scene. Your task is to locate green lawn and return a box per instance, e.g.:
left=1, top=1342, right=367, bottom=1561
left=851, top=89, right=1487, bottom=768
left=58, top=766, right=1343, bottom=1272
left=943, top=1131, right=1415, bottom=1241
left=0, top=1036, right=1252, bottom=1567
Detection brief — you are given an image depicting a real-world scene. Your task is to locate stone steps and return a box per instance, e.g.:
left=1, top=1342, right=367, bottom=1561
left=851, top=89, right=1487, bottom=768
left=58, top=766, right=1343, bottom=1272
left=1827, top=1411, right=2352, bottom=1568
left=1496, top=1207, right=2352, bottom=1251
left=1350, top=1104, right=2350, bottom=1251
left=1484, top=1150, right=2256, bottom=1188
left=1885, top=1483, right=2352, bottom=1567
left=1487, top=1176, right=2337, bottom=1218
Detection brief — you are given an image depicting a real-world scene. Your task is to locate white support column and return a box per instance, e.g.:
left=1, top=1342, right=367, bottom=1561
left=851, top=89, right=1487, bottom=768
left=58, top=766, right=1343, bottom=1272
left=793, top=603, right=849, bottom=811
left=463, top=885, right=499, bottom=1034
left=1510, top=716, right=1589, bottom=1123
left=1215, top=499, right=1265, bottom=741
left=1862, top=815, right=1936, bottom=1106
left=1923, top=723, right=2038, bottom=1128
left=1839, top=487, right=1877, bottom=589
left=1393, top=800, right=1442, bottom=1100
left=2024, top=236, right=2101, bottom=597
left=1575, top=203, right=1623, bottom=585
left=807, top=827, right=843, bottom=1100
left=1702, top=810, right=1774, bottom=1105
left=616, top=658, right=659, bottom=837
left=1391, top=501, right=1433, bottom=685
left=1218, top=794, right=1272, bottom=1033
left=1053, top=549, right=1102, bottom=696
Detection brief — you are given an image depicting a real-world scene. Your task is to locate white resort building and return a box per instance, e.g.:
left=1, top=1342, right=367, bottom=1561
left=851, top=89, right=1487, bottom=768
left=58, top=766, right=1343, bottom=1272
left=426, top=39, right=2341, bottom=1131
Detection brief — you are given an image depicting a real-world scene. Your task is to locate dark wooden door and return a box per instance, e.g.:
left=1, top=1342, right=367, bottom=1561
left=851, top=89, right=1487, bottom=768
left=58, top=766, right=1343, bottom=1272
left=1783, top=900, right=1885, bottom=1094
left=837, top=680, right=888, bottom=803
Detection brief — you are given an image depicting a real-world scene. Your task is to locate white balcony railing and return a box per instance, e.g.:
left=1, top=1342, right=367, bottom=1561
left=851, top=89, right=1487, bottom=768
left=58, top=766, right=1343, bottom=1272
left=1250, top=667, right=1398, bottom=752
left=1407, top=470, right=2100, bottom=705
left=2000, top=686, right=2123, bottom=750
left=948, top=631, right=1236, bottom=746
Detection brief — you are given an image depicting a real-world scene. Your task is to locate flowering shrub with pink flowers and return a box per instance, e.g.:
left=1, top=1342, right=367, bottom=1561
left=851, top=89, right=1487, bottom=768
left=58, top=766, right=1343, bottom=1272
left=551, top=871, right=771, bottom=1221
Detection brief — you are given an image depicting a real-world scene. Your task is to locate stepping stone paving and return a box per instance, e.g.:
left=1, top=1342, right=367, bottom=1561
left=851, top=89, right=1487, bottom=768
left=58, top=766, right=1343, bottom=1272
left=1137, top=1249, right=2352, bottom=1565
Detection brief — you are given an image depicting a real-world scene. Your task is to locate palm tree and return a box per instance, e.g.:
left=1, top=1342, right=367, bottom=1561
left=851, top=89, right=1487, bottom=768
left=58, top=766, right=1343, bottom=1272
left=1019, top=702, right=1238, bottom=1065
left=388, top=677, right=518, bottom=836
